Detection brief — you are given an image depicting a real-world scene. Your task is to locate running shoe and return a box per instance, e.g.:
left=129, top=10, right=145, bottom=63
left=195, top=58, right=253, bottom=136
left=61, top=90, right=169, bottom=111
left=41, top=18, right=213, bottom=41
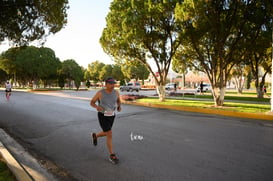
left=109, top=154, right=119, bottom=164
left=92, top=133, right=97, bottom=146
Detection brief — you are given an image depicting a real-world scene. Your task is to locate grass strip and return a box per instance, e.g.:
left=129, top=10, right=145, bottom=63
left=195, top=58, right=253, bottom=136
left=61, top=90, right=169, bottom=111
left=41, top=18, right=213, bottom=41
left=179, top=94, right=270, bottom=102
left=136, top=98, right=271, bottom=114
left=0, top=160, right=17, bottom=181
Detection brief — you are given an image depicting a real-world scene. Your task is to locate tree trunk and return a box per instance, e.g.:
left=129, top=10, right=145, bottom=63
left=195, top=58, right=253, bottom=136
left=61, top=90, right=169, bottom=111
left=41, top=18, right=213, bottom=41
left=181, top=73, right=185, bottom=89
left=212, top=87, right=226, bottom=106
left=157, top=85, right=166, bottom=102
left=234, top=76, right=244, bottom=94
left=254, top=78, right=265, bottom=98
left=256, top=87, right=264, bottom=98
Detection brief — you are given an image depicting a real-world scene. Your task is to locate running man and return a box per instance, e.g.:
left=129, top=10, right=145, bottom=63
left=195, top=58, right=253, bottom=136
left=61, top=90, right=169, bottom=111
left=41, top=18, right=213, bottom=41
left=5, top=81, right=12, bottom=100
left=90, top=77, right=122, bottom=164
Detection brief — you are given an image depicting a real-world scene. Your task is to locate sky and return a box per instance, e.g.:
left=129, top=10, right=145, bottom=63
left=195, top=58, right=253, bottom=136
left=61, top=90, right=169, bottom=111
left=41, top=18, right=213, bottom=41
left=0, top=0, right=113, bottom=68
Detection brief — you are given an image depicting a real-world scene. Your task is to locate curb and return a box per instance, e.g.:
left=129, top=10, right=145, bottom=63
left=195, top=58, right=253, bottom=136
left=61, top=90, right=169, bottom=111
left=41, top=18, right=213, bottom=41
left=0, top=141, right=32, bottom=181
left=122, top=101, right=273, bottom=121
left=0, top=129, right=57, bottom=181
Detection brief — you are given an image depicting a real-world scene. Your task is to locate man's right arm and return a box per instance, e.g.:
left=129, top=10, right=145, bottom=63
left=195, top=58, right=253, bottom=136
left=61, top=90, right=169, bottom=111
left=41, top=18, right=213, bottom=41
left=90, top=91, right=103, bottom=112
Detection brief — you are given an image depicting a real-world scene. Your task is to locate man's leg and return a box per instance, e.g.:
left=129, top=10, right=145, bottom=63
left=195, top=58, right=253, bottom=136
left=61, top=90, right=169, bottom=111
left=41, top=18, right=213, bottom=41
left=94, top=130, right=114, bottom=153
left=105, top=130, right=113, bottom=154
left=96, top=131, right=107, bottom=138
left=106, top=130, right=119, bottom=164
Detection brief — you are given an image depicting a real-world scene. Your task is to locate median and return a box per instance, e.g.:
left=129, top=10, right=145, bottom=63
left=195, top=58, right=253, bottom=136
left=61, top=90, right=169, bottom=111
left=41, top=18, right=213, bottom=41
left=121, top=93, right=273, bottom=121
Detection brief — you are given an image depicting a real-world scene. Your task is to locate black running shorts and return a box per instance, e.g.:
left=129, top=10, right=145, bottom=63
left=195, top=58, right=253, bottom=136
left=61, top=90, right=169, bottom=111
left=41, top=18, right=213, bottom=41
left=98, top=112, right=115, bottom=132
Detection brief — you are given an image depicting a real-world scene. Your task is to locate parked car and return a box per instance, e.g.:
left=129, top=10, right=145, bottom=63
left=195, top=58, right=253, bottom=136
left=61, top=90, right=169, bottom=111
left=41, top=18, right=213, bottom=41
left=120, top=82, right=141, bottom=92
left=165, top=83, right=176, bottom=90
left=196, top=83, right=211, bottom=92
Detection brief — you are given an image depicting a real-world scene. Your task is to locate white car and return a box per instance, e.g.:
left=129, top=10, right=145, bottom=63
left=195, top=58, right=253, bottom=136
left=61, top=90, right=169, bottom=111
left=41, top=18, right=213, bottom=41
left=165, top=83, right=176, bottom=90
left=196, top=83, right=211, bottom=92
left=120, top=82, right=141, bottom=92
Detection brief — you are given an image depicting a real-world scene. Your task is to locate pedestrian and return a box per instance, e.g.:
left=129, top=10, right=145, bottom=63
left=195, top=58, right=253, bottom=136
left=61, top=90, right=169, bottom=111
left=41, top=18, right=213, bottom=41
left=90, top=77, right=121, bottom=164
left=200, top=81, right=204, bottom=95
left=263, top=86, right=269, bottom=97
left=174, top=83, right=177, bottom=92
left=263, top=86, right=267, bottom=94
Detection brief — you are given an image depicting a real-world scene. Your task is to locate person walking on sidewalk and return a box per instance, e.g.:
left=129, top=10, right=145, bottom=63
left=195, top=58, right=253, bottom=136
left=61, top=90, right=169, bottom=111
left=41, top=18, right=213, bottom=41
left=90, top=77, right=122, bottom=164
left=200, top=81, right=204, bottom=95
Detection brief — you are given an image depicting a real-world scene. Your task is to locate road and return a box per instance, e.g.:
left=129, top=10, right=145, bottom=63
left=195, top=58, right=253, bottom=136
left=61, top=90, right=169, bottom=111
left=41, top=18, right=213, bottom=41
left=0, top=90, right=273, bottom=181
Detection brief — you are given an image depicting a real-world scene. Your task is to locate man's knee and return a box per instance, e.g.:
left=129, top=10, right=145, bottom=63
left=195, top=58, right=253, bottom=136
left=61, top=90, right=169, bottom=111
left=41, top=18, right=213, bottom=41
left=105, top=130, right=112, bottom=137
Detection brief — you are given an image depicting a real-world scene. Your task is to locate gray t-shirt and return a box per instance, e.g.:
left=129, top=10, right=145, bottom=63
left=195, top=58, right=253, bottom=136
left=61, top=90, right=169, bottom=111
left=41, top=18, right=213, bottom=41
left=98, top=89, right=117, bottom=113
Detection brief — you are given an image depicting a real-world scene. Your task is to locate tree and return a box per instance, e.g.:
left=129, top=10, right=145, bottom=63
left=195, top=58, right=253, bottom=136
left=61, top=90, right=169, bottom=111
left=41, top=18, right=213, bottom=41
left=175, top=0, right=272, bottom=106
left=86, top=61, right=105, bottom=84
left=0, top=68, right=8, bottom=83
left=100, top=0, right=184, bottom=101
left=2, top=46, right=42, bottom=86
left=0, top=46, right=61, bottom=88
left=247, top=47, right=272, bottom=98
left=83, top=68, right=91, bottom=88
left=121, top=60, right=149, bottom=84
left=246, top=72, right=253, bottom=89
left=239, top=1, right=272, bottom=98
left=172, top=46, right=192, bottom=89
left=99, top=64, right=113, bottom=82
left=38, top=47, right=61, bottom=88
left=112, top=64, right=125, bottom=81
left=74, top=66, right=85, bottom=90
left=230, top=63, right=249, bottom=94
left=0, top=0, right=69, bottom=45
left=58, top=73, right=65, bottom=89
left=58, top=59, right=83, bottom=90
left=0, top=47, right=20, bottom=79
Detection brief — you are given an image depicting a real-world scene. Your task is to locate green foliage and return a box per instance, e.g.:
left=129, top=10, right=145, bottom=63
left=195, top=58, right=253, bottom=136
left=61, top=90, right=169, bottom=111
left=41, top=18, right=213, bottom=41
left=86, top=61, right=125, bottom=83
left=247, top=40, right=272, bottom=98
left=246, top=72, right=253, bottom=89
left=0, top=161, right=16, bottom=181
left=230, top=63, right=250, bottom=93
left=0, top=0, right=69, bottom=45
left=0, top=68, right=8, bottom=83
left=121, top=60, right=149, bottom=82
left=58, top=74, right=65, bottom=89
left=174, top=0, right=272, bottom=105
left=86, top=61, right=105, bottom=83
left=0, top=47, right=20, bottom=75
left=0, top=46, right=61, bottom=87
left=99, top=64, right=113, bottom=81
left=119, top=79, right=126, bottom=86
left=112, top=64, right=124, bottom=81
left=100, top=0, right=184, bottom=101
left=39, top=47, right=62, bottom=82
left=59, top=59, right=83, bottom=89
left=137, top=97, right=271, bottom=114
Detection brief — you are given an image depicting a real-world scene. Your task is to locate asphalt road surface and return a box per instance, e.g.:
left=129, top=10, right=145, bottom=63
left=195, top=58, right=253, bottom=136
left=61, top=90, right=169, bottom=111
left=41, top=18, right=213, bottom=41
left=0, top=90, right=272, bottom=181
